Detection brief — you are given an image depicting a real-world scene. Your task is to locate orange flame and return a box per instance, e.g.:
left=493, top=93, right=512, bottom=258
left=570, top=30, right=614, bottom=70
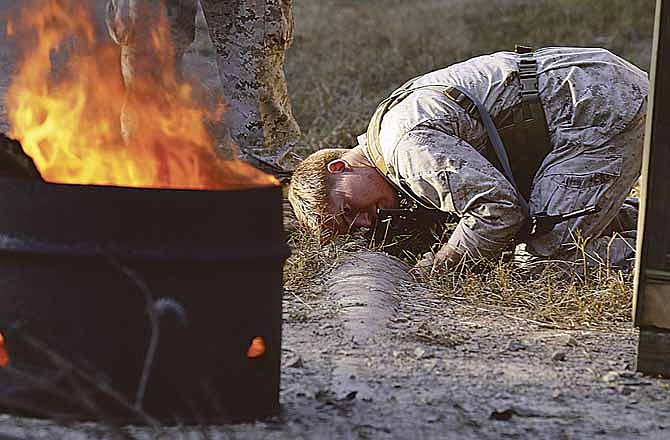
left=0, top=332, right=8, bottom=368
left=247, top=336, right=267, bottom=359
left=6, top=0, right=277, bottom=190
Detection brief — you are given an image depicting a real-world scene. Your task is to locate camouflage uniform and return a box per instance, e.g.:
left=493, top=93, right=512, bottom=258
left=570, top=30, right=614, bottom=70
left=105, top=0, right=300, bottom=160
left=361, top=47, right=648, bottom=269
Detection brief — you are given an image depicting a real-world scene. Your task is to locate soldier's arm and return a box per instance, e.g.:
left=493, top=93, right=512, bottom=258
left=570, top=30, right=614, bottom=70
left=394, top=126, right=526, bottom=264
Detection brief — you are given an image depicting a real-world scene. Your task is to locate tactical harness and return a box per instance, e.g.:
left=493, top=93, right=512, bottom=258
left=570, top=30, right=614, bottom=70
left=365, top=46, right=598, bottom=242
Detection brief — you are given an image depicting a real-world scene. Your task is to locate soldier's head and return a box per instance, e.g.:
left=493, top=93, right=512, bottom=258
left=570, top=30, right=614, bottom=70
left=288, top=147, right=398, bottom=240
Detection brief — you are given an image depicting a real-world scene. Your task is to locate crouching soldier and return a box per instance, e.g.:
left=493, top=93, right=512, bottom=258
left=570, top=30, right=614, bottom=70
left=288, top=47, right=648, bottom=271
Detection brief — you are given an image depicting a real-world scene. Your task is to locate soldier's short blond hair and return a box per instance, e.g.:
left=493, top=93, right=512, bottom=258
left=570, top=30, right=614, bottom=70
left=288, top=148, right=348, bottom=238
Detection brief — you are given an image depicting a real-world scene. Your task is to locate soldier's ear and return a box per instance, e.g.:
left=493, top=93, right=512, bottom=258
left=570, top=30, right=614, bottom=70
left=327, top=159, right=350, bottom=174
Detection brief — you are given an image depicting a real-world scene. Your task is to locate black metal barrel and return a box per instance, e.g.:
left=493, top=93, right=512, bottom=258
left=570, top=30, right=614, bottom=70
left=0, top=177, right=289, bottom=422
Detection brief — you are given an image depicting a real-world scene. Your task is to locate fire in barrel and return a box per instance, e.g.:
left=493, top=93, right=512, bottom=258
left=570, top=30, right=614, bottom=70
left=0, top=0, right=288, bottom=422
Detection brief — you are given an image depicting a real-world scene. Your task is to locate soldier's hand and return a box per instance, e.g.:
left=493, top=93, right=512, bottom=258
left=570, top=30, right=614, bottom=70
left=413, top=244, right=463, bottom=274
left=410, top=252, right=436, bottom=277
left=414, top=252, right=435, bottom=269
left=433, top=243, right=462, bottom=271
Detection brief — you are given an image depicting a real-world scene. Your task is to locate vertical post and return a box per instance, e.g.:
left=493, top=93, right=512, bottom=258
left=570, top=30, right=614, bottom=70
left=634, top=0, right=670, bottom=377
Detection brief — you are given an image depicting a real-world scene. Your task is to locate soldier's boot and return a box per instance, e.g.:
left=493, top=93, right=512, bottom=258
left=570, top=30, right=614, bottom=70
left=601, top=197, right=639, bottom=236
left=550, top=196, right=639, bottom=274
left=518, top=197, right=640, bottom=275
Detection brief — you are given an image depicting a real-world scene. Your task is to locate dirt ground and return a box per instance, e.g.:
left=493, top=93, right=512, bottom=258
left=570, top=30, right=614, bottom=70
left=0, top=2, right=669, bottom=439
left=0, top=251, right=669, bottom=439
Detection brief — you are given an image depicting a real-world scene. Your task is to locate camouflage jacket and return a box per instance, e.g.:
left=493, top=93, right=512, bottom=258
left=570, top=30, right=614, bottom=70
left=361, top=47, right=648, bottom=258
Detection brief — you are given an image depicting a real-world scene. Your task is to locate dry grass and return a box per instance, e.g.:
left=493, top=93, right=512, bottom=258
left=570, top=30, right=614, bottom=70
left=283, top=228, right=336, bottom=293
left=283, top=0, right=654, bottom=328
left=419, top=259, right=633, bottom=330
left=286, top=0, right=655, bottom=155
left=283, top=228, right=369, bottom=295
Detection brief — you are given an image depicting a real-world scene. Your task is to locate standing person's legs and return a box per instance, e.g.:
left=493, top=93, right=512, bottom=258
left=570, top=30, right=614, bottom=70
left=165, top=0, right=198, bottom=70
left=257, top=0, right=301, bottom=155
left=526, top=104, right=646, bottom=270
left=107, top=0, right=300, bottom=169
left=200, top=0, right=300, bottom=161
left=106, top=0, right=197, bottom=141
left=106, top=0, right=197, bottom=86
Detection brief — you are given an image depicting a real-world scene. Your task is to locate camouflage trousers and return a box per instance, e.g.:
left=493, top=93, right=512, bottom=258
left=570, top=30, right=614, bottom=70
left=522, top=105, right=646, bottom=273
left=516, top=197, right=639, bottom=274
left=105, top=0, right=300, bottom=162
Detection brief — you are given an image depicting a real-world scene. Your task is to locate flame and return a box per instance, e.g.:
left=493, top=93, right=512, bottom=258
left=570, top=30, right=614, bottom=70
left=0, top=332, right=8, bottom=368
left=247, top=336, right=266, bottom=359
left=5, top=0, right=277, bottom=190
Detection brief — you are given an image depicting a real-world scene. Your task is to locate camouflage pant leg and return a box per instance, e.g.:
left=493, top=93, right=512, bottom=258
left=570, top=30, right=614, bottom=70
left=257, top=44, right=301, bottom=154
left=526, top=104, right=645, bottom=271
left=106, top=0, right=197, bottom=141
left=601, top=197, right=639, bottom=235
left=516, top=198, right=639, bottom=274
left=518, top=231, right=637, bottom=274
left=106, top=0, right=197, bottom=86
left=107, top=0, right=300, bottom=157
left=570, top=197, right=638, bottom=271
left=200, top=0, right=300, bottom=155
left=164, top=0, right=198, bottom=61
left=527, top=104, right=645, bottom=262
left=581, top=232, right=637, bottom=271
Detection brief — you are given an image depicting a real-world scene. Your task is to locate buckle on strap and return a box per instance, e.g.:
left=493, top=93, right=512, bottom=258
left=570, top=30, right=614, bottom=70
left=515, top=44, right=534, bottom=54
left=516, top=48, right=539, bottom=96
left=520, top=77, right=539, bottom=96
left=444, top=86, right=479, bottom=118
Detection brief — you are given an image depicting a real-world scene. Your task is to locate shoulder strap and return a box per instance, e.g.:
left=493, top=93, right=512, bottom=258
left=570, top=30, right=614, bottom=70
left=517, top=47, right=545, bottom=123
left=445, top=85, right=529, bottom=216
left=366, top=91, right=408, bottom=176
left=366, top=82, right=478, bottom=178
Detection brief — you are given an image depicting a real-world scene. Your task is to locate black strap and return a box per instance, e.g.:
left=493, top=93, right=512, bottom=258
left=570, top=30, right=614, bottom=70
left=515, top=44, right=534, bottom=54
left=444, top=85, right=529, bottom=216
left=518, top=50, right=543, bottom=121
left=500, top=47, right=553, bottom=201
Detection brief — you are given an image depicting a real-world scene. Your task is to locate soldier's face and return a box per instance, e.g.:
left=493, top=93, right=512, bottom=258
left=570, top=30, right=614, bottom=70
left=325, top=159, right=398, bottom=234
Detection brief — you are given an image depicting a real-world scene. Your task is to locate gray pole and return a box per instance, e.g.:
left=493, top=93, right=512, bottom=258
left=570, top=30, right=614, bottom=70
left=634, top=0, right=670, bottom=377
